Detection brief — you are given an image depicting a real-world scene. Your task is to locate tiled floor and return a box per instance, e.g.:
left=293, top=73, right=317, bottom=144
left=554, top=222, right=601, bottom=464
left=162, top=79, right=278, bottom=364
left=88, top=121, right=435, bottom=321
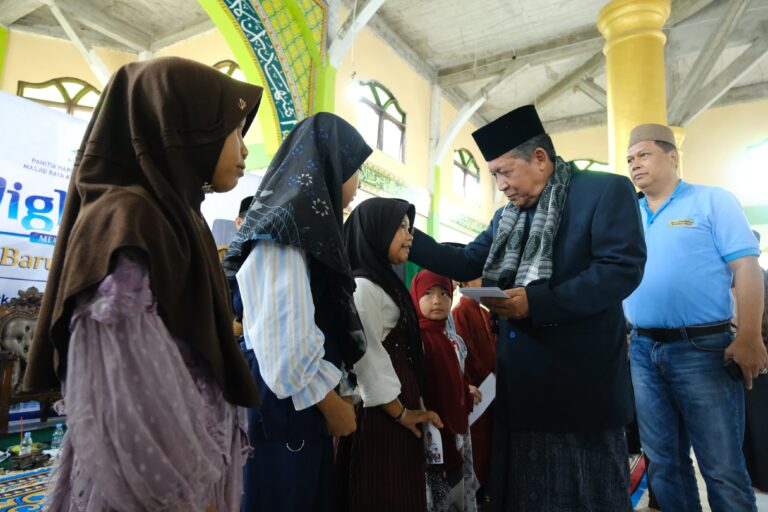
left=635, top=492, right=768, bottom=510
left=634, top=455, right=768, bottom=511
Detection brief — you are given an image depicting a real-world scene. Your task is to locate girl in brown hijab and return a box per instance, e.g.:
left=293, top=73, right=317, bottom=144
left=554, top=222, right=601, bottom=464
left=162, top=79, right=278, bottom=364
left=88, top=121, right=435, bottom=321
left=24, top=57, right=262, bottom=511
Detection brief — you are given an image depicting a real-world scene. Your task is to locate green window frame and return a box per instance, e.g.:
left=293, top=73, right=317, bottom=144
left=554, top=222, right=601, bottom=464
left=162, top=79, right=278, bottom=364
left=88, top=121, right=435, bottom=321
left=17, top=77, right=101, bottom=119
left=358, top=80, right=406, bottom=162
left=453, top=148, right=481, bottom=200
left=213, top=59, right=246, bottom=82
left=572, top=158, right=611, bottom=172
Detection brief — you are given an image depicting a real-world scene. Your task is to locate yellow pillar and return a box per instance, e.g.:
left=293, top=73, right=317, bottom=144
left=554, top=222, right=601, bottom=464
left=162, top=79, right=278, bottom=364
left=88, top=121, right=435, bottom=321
left=670, top=125, right=685, bottom=179
left=598, top=0, right=671, bottom=174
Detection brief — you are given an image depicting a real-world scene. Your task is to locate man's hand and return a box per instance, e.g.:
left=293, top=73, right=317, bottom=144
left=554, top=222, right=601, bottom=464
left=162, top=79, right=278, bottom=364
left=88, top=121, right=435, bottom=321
left=726, top=256, right=768, bottom=390
left=482, top=287, right=529, bottom=319
left=724, top=334, right=768, bottom=390
left=316, top=390, right=357, bottom=436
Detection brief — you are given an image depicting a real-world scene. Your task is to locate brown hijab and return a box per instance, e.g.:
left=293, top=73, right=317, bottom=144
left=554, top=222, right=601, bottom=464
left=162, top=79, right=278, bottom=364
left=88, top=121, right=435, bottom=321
left=25, top=57, right=263, bottom=407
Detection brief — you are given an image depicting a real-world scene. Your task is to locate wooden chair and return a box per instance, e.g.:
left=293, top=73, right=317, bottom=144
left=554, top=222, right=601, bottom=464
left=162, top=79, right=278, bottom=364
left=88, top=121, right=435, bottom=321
left=217, top=244, right=229, bottom=263
left=0, top=287, right=61, bottom=436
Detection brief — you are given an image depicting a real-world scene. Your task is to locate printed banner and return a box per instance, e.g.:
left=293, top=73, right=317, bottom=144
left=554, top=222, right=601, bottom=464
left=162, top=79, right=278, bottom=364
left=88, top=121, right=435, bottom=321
left=0, top=91, right=87, bottom=304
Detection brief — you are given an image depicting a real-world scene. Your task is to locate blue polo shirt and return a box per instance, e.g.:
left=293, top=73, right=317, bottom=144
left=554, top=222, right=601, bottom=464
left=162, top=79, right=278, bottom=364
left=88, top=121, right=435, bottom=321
left=623, top=181, right=759, bottom=328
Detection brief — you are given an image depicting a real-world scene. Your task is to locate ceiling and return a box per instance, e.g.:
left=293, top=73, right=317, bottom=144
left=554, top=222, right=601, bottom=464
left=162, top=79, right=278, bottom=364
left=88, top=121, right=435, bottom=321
left=0, top=0, right=214, bottom=55
left=3, top=0, right=767, bottom=132
left=337, top=0, right=768, bottom=131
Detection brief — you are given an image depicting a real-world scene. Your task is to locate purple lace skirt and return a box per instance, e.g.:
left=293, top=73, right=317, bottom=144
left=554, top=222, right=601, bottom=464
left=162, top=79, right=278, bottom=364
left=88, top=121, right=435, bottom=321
left=44, top=252, right=248, bottom=512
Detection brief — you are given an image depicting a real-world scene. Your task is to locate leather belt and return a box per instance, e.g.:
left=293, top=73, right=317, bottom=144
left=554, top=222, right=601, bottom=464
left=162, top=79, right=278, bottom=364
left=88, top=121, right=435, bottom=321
left=635, top=321, right=732, bottom=342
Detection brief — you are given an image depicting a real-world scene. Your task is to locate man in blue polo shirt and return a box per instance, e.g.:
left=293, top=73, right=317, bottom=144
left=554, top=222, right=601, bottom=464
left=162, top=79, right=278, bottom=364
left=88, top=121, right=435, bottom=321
left=624, top=123, right=768, bottom=511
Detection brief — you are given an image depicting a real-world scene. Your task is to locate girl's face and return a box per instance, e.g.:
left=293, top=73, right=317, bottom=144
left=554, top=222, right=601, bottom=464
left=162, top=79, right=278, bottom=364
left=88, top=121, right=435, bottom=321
left=418, top=285, right=452, bottom=321
left=212, top=119, right=248, bottom=193
left=342, top=170, right=360, bottom=208
left=387, top=214, right=413, bottom=264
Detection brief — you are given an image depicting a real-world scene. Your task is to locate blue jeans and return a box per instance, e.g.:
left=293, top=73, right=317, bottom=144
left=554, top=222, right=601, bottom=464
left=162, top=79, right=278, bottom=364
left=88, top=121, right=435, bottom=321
left=630, top=331, right=756, bottom=511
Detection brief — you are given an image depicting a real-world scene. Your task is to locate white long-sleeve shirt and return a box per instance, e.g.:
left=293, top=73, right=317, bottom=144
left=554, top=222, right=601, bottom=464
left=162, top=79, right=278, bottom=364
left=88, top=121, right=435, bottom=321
left=236, top=241, right=341, bottom=411
left=351, top=278, right=402, bottom=407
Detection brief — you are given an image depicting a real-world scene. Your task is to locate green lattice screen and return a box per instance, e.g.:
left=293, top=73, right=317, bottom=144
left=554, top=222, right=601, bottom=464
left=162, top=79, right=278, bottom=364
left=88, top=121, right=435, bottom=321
left=260, top=0, right=326, bottom=117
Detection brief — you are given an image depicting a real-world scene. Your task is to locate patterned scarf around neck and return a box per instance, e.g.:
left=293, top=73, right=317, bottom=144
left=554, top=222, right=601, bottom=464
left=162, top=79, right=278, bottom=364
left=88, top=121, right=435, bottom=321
left=482, top=156, right=574, bottom=289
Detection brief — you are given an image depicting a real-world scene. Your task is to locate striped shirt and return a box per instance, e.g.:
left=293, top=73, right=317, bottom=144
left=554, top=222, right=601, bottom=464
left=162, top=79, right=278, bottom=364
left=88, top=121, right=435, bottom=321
left=236, top=241, right=341, bottom=411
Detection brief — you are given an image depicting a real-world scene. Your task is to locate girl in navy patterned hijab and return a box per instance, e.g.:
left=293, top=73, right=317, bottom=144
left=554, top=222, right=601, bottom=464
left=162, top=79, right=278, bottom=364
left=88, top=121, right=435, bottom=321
left=224, top=112, right=371, bottom=370
left=225, top=112, right=372, bottom=512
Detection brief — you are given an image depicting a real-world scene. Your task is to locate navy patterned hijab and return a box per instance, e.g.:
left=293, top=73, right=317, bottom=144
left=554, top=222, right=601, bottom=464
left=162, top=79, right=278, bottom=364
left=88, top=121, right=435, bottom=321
left=223, top=112, right=372, bottom=370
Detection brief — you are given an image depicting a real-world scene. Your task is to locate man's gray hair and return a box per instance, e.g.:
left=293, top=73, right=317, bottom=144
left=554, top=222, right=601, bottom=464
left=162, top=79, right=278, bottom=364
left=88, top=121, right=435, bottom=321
left=508, top=133, right=556, bottom=163
left=654, top=140, right=676, bottom=154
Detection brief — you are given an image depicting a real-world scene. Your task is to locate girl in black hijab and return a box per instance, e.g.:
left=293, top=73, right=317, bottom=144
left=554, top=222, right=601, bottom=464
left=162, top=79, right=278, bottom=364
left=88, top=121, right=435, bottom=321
left=223, top=112, right=372, bottom=512
left=26, top=57, right=263, bottom=511
left=336, top=197, right=442, bottom=512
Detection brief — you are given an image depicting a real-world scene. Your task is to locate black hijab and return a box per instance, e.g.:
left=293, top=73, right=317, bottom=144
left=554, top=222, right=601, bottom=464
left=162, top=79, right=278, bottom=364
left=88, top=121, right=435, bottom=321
left=343, top=197, right=425, bottom=391
left=224, top=112, right=372, bottom=373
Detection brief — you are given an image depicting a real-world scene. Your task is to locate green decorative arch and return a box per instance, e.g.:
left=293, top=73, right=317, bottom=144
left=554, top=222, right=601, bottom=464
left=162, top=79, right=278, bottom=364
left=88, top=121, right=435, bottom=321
left=198, top=0, right=329, bottom=156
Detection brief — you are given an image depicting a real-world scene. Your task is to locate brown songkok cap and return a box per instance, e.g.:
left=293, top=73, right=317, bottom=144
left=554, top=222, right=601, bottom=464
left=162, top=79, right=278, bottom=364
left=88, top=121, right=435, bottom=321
left=629, top=123, right=676, bottom=149
left=471, top=105, right=545, bottom=161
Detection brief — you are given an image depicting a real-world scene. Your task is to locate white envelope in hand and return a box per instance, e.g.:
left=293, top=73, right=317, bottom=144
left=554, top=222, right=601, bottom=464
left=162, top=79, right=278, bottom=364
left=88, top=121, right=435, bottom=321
left=459, top=287, right=508, bottom=302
